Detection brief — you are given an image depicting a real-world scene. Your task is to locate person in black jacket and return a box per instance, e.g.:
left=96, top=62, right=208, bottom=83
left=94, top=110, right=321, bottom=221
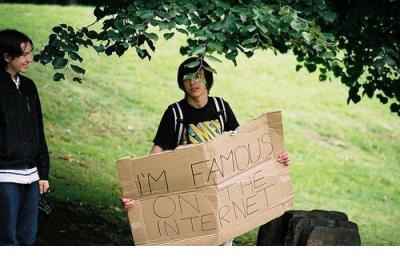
left=0, top=29, right=50, bottom=245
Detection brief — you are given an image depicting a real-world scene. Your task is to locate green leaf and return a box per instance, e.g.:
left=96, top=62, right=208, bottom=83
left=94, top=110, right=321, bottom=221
left=176, top=28, right=188, bottom=35
left=216, top=33, right=227, bottom=42
left=85, top=30, right=98, bottom=39
left=33, top=53, right=42, bottom=63
left=60, top=42, right=73, bottom=52
left=135, top=47, right=145, bottom=59
left=225, top=13, right=238, bottom=30
left=255, top=20, right=269, bottom=33
left=226, top=51, right=237, bottom=63
left=52, top=26, right=63, bottom=33
left=205, top=54, right=222, bottom=63
left=115, top=44, right=128, bottom=56
left=94, top=45, right=105, bottom=53
left=167, top=21, right=176, bottom=30
left=133, top=24, right=146, bottom=31
left=385, top=54, right=397, bottom=67
left=70, top=64, right=86, bottom=75
left=52, top=57, right=68, bottom=69
left=212, top=22, right=224, bottom=31
left=107, top=30, right=121, bottom=41
left=278, top=6, right=291, bottom=16
left=377, top=94, right=388, bottom=104
left=322, top=33, right=335, bottom=41
left=73, top=77, right=82, bottom=84
left=390, top=103, right=399, bottom=112
left=68, top=51, right=83, bottom=62
left=242, top=38, right=258, bottom=45
left=322, top=51, right=335, bottom=59
left=315, top=0, right=327, bottom=10
left=176, top=16, right=190, bottom=26
left=196, top=35, right=208, bottom=41
left=184, top=60, right=200, bottom=68
left=136, top=9, right=154, bottom=20
left=53, top=72, right=65, bottom=81
left=244, top=50, right=254, bottom=58
left=190, top=46, right=206, bottom=56
left=121, top=27, right=134, bottom=38
left=184, top=3, right=197, bottom=12
left=351, top=94, right=361, bottom=104
left=243, top=25, right=257, bottom=32
left=226, top=40, right=238, bottom=49
left=322, top=11, right=337, bottom=23
left=204, top=66, right=217, bottom=74
left=114, top=19, right=125, bottom=31
left=304, top=0, right=312, bottom=5
left=374, top=58, right=386, bottom=68
left=163, top=32, right=175, bottom=40
left=302, top=32, right=312, bottom=44
left=290, top=20, right=308, bottom=31
left=305, top=63, right=317, bottom=72
left=158, top=22, right=169, bottom=31
left=239, top=13, right=247, bottom=22
left=313, top=44, right=324, bottom=52
left=319, top=74, right=327, bottom=81
left=167, top=9, right=177, bottom=19
left=144, top=32, right=159, bottom=42
left=94, top=6, right=105, bottom=19
left=183, top=73, right=194, bottom=80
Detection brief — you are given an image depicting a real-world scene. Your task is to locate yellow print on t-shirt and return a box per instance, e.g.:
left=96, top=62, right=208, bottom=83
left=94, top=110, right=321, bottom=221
left=182, top=119, right=222, bottom=144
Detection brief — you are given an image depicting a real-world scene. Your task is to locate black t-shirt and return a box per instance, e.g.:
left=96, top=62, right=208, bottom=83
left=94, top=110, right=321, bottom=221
left=153, top=96, right=239, bottom=150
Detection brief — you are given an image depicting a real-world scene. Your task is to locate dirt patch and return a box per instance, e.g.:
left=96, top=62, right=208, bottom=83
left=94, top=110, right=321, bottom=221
left=36, top=201, right=134, bottom=246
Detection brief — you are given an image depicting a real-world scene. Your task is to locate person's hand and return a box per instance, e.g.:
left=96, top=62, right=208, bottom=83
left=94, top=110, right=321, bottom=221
left=120, top=197, right=135, bottom=210
left=39, top=180, right=50, bottom=194
left=277, top=151, right=291, bottom=166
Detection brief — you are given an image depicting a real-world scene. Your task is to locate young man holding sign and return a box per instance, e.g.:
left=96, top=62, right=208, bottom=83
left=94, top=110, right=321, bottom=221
left=120, top=57, right=290, bottom=245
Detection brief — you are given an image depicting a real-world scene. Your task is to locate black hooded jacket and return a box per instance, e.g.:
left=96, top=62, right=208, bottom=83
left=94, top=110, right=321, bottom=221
left=0, top=70, right=49, bottom=180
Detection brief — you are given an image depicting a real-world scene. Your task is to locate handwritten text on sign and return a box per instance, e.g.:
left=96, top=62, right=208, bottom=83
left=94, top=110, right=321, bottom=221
left=134, top=130, right=273, bottom=196
left=141, top=164, right=281, bottom=240
left=118, top=111, right=293, bottom=245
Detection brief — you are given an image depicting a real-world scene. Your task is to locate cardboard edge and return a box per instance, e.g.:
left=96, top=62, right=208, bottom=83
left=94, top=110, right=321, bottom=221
left=266, top=111, right=285, bottom=157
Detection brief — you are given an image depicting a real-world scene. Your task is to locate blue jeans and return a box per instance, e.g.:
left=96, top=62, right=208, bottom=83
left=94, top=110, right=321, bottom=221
left=0, top=181, right=39, bottom=246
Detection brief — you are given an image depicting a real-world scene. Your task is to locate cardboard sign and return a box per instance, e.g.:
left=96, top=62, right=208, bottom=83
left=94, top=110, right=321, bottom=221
left=117, top=111, right=294, bottom=245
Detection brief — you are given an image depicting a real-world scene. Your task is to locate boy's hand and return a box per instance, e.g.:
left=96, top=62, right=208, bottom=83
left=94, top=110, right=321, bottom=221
left=120, top=197, right=135, bottom=210
left=278, top=151, right=291, bottom=166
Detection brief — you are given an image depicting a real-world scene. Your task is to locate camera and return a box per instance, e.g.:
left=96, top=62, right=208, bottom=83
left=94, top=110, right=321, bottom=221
left=38, top=191, right=53, bottom=217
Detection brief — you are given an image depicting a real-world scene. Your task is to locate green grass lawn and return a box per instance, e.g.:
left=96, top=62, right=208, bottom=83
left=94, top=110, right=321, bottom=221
left=1, top=3, right=399, bottom=245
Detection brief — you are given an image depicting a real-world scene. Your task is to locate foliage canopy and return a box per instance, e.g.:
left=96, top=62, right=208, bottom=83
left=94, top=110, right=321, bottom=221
left=34, top=0, right=400, bottom=116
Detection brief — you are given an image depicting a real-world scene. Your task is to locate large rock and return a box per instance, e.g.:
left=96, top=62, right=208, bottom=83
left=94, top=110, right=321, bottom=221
left=306, top=226, right=361, bottom=246
left=256, top=210, right=361, bottom=246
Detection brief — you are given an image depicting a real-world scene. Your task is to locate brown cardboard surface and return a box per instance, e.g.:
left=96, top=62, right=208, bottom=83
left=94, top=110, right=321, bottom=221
left=116, top=111, right=294, bottom=245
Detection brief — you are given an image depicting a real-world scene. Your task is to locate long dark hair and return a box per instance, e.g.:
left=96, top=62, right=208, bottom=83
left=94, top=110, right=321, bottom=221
left=0, top=29, right=33, bottom=70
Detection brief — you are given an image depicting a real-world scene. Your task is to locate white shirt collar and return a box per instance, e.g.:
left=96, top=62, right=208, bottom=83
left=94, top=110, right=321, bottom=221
left=11, top=74, right=20, bottom=89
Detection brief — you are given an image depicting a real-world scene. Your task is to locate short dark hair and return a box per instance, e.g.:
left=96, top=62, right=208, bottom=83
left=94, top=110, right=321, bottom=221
left=177, top=57, right=214, bottom=92
left=0, top=29, right=33, bottom=70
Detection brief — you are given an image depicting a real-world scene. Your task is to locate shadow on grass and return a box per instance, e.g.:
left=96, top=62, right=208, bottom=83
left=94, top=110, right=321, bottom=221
left=36, top=199, right=257, bottom=246
left=36, top=200, right=134, bottom=246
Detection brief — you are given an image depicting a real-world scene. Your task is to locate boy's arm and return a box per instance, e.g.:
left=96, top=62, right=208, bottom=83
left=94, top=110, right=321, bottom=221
left=149, top=144, right=164, bottom=154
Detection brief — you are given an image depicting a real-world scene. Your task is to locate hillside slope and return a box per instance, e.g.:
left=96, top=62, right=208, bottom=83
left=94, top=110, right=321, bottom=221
left=1, top=3, right=399, bottom=245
